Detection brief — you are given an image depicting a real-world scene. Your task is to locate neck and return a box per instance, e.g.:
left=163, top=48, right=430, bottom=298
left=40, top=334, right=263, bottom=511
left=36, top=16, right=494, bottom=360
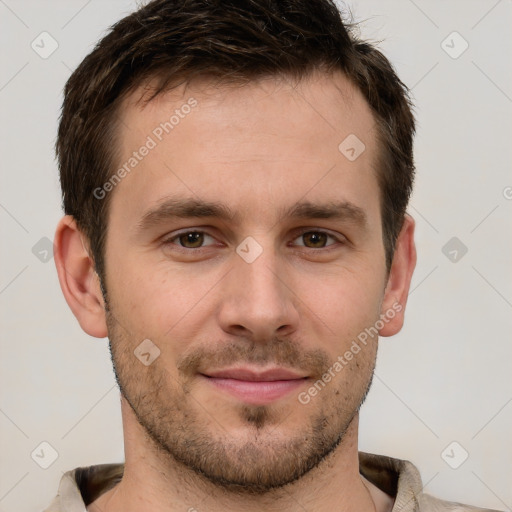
left=88, top=398, right=377, bottom=512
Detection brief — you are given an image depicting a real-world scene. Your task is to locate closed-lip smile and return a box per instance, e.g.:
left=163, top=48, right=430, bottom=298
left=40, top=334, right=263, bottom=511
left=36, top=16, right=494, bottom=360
left=201, top=366, right=308, bottom=405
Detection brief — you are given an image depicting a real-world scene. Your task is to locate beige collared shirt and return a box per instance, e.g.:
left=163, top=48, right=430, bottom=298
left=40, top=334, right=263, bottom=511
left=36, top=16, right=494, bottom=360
left=43, top=452, right=502, bottom=512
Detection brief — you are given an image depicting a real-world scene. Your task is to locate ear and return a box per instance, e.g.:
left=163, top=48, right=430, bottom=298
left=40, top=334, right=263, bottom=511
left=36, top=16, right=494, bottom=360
left=54, top=215, right=108, bottom=338
left=378, top=214, right=417, bottom=337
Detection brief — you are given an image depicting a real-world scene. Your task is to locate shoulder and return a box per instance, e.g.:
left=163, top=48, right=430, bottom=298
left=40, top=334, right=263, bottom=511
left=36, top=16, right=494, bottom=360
left=419, top=493, right=503, bottom=512
left=358, top=452, right=503, bottom=512
left=42, top=463, right=124, bottom=511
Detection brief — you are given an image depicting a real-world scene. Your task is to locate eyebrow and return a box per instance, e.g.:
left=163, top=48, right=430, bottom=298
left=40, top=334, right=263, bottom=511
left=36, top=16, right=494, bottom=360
left=135, top=196, right=367, bottom=234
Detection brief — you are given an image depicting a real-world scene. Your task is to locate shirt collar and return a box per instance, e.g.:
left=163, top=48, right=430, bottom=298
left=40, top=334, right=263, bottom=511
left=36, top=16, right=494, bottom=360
left=46, top=453, right=422, bottom=511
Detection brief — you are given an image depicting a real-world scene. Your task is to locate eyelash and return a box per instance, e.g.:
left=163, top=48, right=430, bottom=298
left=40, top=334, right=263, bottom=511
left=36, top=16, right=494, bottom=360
left=162, top=228, right=345, bottom=252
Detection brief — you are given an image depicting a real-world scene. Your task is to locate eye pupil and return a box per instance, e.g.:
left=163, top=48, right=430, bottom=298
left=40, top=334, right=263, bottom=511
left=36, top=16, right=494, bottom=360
left=179, top=232, right=204, bottom=248
left=303, top=232, right=327, bottom=248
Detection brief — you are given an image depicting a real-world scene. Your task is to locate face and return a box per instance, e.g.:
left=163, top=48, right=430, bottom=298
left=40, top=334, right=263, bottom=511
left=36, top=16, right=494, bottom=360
left=103, top=71, right=390, bottom=492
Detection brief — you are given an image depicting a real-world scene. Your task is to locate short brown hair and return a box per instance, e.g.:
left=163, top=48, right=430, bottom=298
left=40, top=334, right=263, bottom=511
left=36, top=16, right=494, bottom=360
left=57, top=0, right=415, bottom=281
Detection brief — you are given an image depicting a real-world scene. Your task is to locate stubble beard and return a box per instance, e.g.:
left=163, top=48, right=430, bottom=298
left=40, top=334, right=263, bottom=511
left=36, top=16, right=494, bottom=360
left=106, top=310, right=376, bottom=495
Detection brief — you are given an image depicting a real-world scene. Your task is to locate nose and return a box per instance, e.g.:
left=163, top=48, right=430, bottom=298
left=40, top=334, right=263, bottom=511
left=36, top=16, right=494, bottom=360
left=216, top=244, right=300, bottom=342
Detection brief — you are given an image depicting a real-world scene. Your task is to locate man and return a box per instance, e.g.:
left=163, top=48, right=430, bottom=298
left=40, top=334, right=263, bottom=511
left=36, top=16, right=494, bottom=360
left=47, top=0, right=500, bottom=510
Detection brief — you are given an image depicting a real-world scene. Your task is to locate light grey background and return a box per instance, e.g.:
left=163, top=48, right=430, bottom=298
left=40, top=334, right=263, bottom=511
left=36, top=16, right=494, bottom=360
left=0, top=1, right=511, bottom=511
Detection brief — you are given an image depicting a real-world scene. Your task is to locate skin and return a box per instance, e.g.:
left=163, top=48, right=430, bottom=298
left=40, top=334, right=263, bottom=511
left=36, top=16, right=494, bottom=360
left=55, top=70, right=416, bottom=512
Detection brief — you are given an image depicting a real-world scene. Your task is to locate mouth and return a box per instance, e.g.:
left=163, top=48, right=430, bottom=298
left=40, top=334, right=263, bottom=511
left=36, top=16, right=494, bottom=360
left=199, top=367, right=309, bottom=405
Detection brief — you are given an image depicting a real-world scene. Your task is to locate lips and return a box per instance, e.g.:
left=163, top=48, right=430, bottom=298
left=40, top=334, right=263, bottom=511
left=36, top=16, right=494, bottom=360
left=204, top=367, right=306, bottom=381
left=200, top=367, right=308, bottom=405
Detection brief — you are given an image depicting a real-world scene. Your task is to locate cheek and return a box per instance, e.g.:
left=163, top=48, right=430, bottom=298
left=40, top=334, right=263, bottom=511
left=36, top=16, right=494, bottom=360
left=107, top=255, right=222, bottom=344
left=299, top=266, right=385, bottom=336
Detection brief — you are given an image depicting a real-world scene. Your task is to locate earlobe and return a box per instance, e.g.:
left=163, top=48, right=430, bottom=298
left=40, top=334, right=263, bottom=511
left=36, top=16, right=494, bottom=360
left=379, top=214, right=417, bottom=337
left=54, top=216, right=108, bottom=338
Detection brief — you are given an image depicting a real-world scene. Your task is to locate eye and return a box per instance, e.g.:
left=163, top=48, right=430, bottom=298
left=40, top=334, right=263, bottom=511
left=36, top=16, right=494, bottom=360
left=292, top=230, right=340, bottom=249
left=165, top=231, right=217, bottom=249
left=162, top=229, right=343, bottom=253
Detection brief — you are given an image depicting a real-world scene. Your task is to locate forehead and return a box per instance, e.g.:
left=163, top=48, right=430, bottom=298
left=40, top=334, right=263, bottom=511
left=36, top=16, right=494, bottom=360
left=109, top=70, right=380, bottom=227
